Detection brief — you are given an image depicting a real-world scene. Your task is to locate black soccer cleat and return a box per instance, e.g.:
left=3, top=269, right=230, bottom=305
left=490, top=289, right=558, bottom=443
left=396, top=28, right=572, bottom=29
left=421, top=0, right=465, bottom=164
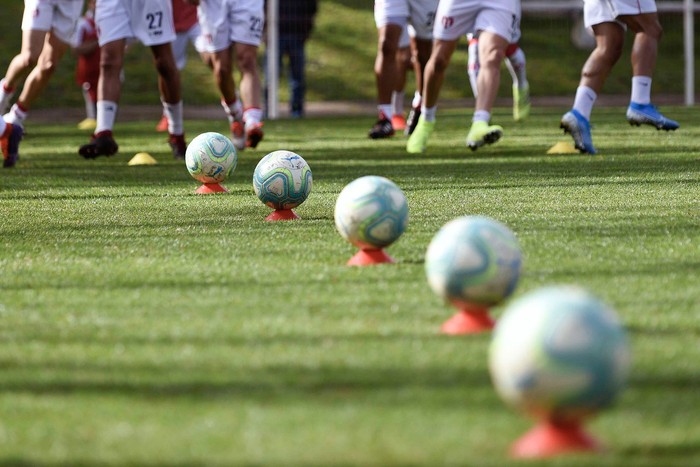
left=79, top=131, right=119, bottom=159
left=368, top=116, right=394, bottom=139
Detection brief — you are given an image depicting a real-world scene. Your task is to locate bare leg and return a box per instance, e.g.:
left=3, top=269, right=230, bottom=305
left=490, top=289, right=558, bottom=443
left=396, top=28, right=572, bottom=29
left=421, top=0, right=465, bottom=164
left=579, top=22, right=624, bottom=93
left=3, top=29, right=47, bottom=88
left=421, top=39, right=458, bottom=108
left=474, top=31, right=508, bottom=113
left=16, top=33, right=70, bottom=108
left=374, top=23, right=402, bottom=106
left=235, top=42, right=262, bottom=110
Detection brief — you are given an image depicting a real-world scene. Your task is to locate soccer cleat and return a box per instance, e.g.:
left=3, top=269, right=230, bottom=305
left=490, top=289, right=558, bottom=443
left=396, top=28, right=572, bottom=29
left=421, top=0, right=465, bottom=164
left=560, top=109, right=596, bottom=154
left=231, top=121, right=245, bottom=150
left=77, top=118, right=97, bottom=131
left=245, top=122, right=264, bottom=148
left=626, top=102, right=679, bottom=131
left=512, top=83, right=531, bottom=122
left=391, top=114, right=406, bottom=131
left=406, top=116, right=435, bottom=154
left=368, top=116, right=394, bottom=139
left=79, top=131, right=119, bottom=159
left=155, top=114, right=168, bottom=132
left=1, top=123, right=23, bottom=168
left=466, top=120, right=503, bottom=151
left=168, top=133, right=187, bottom=160
left=405, top=106, right=421, bottom=136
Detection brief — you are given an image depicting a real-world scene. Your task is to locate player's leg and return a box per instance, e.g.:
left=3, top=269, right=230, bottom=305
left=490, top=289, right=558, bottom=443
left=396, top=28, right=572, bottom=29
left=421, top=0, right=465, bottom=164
left=561, top=22, right=623, bottom=154
left=466, top=31, right=508, bottom=150
left=466, top=33, right=479, bottom=98
left=504, top=43, right=530, bottom=121
left=405, top=35, right=431, bottom=136
left=5, top=32, right=71, bottom=128
left=235, top=41, right=265, bottom=148
left=151, top=42, right=187, bottom=159
left=391, top=43, right=411, bottom=131
left=370, top=22, right=402, bottom=138
left=157, top=30, right=190, bottom=132
left=0, top=29, right=48, bottom=113
left=0, top=116, right=24, bottom=168
left=621, top=12, right=678, bottom=130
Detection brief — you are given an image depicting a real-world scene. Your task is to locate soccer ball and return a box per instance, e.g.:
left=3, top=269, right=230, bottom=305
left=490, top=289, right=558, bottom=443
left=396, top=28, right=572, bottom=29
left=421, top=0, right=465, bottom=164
left=489, top=286, right=631, bottom=420
left=185, top=132, right=238, bottom=184
left=253, top=150, right=313, bottom=210
left=425, top=216, right=522, bottom=308
left=334, top=176, right=408, bottom=249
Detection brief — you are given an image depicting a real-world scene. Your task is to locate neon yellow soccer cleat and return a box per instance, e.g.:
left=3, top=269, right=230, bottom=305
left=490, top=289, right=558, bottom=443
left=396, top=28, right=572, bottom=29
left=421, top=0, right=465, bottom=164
left=466, top=120, right=503, bottom=151
left=406, top=116, right=435, bottom=154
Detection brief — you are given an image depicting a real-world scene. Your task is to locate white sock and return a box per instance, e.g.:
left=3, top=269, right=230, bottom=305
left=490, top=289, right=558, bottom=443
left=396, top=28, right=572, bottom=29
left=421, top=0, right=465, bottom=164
left=221, top=98, right=243, bottom=123
left=467, top=37, right=479, bottom=98
left=162, top=100, right=183, bottom=135
left=82, top=83, right=96, bottom=119
left=411, top=91, right=421, bottom=108
left=505, top=47, right=528, bottom=89
left=391, top=91, right=404, bottom=116
left=572, top=86, right=597, bottom=120
left=421, top=105, right=437, bottom=122
left=631, top=76, right=652, bottom=105
left=5, top=104, right=27, bottom=126
left=96, top=100, right=118, bottom=133
left=378, top=104, right=393, bottom=120
left=473, top=110, right=490, bottom=123
left=243, top=107, right=263, bottom=126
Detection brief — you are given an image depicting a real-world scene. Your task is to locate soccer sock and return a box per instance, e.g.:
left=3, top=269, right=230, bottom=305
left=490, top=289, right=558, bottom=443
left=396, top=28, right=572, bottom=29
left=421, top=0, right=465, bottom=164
left=378, top=104, right=393, bottom=120
left=421, top=105, right=437, bottom=123
left=243, top=107, right=264, bottom=126
left=505, top=46, right=528, bottom=89
left=6, top=103, right=28, bottom=127
left=411, top=91, right=421, bottom=109
left=572, top=86, right=597, bottom=120
left=473, top=110, right=491, bottom=123
left=0, top=78, right=15, bottom=112
left=96, top=100, right=118, bottom=134
left=222, top=98, right=243, bottom=124
left=631, top=76, right=652, bottom=105
left=82, top=83, right=96, bottom=119
left=391, top=90, right=405, bottom=116
left=467, top=36, right=479, bottom=98
left=162, top=100, right=184, bottom=135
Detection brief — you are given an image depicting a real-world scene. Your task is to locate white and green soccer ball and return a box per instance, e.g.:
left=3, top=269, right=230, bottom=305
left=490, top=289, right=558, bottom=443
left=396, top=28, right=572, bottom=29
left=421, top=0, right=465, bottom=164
left=253, top=150, right=312, bottom=210
left=185, top=132, right=238, bottom=184
left=334, top=176, right=409, bottom=249
left=425, top=216, right=522, bottom=308
left=489, top=286, right=631, bottom=420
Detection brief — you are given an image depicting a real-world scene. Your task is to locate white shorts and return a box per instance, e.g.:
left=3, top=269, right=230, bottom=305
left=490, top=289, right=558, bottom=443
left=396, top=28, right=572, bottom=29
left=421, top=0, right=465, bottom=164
left=172, top=22, right=200, bottom=70
left=96, top=0, right=176, bottom=47
left=432, top=0, right=521, bottom=43
left=194, top=0, right=264, bottom=53
left=22, top=0, right=84, bottom=45
left=584, top=0, right=657, bottom=28
left=374, top=0, right=439, bottom=40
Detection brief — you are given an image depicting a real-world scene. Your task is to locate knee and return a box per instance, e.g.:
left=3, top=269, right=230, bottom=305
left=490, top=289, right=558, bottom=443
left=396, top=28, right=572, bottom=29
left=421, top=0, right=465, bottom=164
left=431, top=53, right=451, bottom=74
left=479, top=46, right=506, bottom=70
left=595, top=40, right=624, bottom=65
left=153, top=56, right=177, bottom=81
left=377, top=37, right=398, bottom=60
left=236, top=50, right=258, bottom=75
left=212, top=60, right=232, bottom=83
left=644, top=21, right=663, bottom=41
left=18, top=51, right=39, bottom=70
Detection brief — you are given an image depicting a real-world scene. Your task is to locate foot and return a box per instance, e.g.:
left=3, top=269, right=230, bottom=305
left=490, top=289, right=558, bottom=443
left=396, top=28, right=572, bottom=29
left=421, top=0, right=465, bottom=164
left=368, top=115, right=394, bottom=139
left=155, top=115, right=168, bottom=132
left=513, top=83, right=530, bottom=122
left=79, top=131, right=119, bottom=159
left=560, top=109, right=596, bottom=154
left=406, top=116, right=435, bottom=154
left=77, top=118, right=97, bottom=131
left=626, top=102, right=679, bottom=131
left=391, top=114, right=406, bottom=131
left=405, top=106, right=421, bottom=136
left=1, top=123, right=23, bottom=168
left=168, top=133, right=187, bottom=160
left=245, top=122, right=264, bottom=148
left=466, top=120, right=503, bottom=151
left=231, top=121, right=245, bottom=151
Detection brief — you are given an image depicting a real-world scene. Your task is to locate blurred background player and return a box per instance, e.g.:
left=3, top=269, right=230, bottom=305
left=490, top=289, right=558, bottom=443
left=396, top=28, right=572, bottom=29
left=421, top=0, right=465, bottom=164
left=369, top=0, right=438, bottom=139
left=192, top=0, right=265, bottom=151
left=74, top=0, right=100, bottom=131
left=0, top=117, right=23, bottom=169
left=0, top=0, right=85, bottom=131
left=407, top=0, right=522, bottom=153
left=560, top=0, right=679, bottom=154
left=467, top=32, right=530, bottom=122
left=156, top=0, right=201, bottom=132
left=79, top=0, right=187, bottom=159
left=391, top=24, right=426, bottom=136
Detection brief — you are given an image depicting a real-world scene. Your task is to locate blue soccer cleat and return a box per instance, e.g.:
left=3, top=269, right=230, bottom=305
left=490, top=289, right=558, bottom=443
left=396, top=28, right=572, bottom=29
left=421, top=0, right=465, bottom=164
left=626, top=102, right=679, bottom=131
left=1, top=123, right=23, bottom=168
left=560, top=109, right=596, bottom=155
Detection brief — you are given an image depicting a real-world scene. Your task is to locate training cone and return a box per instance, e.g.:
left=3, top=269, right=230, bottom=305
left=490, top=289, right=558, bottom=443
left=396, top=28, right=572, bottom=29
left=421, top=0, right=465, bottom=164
left=441, top=304, right=495, bottom=334
left=265, top=209, right=300, bottom=221
left=195, top=183, right=228, bottom=194
left=128, top=152, right=158, bottom=166
left=347, top=248, right=395, bottom=266
left=546, top=141, right=579, bottom=154
left=511, top=418, right=601, bottom=458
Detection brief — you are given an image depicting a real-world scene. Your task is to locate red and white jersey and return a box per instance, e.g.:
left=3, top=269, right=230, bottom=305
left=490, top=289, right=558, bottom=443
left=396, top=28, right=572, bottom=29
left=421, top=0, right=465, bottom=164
left=172, top=0, right=197, bottom=33
left=75, top=12, right=100, bottom=86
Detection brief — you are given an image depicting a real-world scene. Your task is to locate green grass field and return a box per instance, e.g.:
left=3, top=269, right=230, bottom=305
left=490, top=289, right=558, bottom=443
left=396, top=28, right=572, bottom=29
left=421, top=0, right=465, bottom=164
left=1, top=106, right=699, bottom=465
